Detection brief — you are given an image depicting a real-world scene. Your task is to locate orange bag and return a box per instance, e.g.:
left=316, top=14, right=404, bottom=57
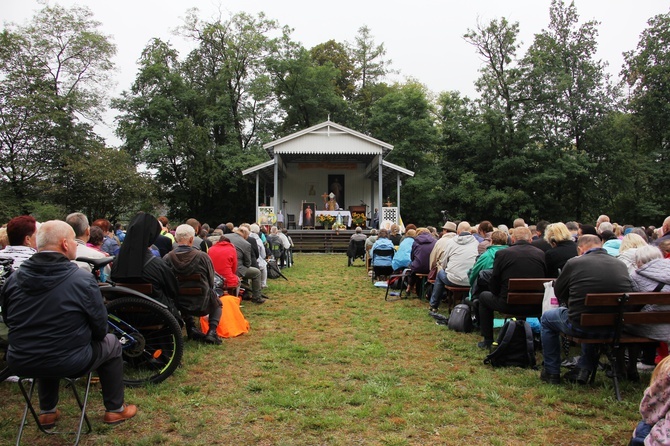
left=200, top=294, right=250, bottom=338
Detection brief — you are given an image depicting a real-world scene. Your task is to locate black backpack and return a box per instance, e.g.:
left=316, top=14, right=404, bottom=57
left=447, top=304, right=474, bottom=333
left=484, top=319, right=536, bottom=368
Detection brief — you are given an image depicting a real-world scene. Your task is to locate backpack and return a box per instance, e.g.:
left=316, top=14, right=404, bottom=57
left=447, top=304, right=474, bottom=333
left=484, top=319, right=536, bottom=368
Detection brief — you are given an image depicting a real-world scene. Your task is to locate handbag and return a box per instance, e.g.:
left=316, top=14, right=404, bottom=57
left=542, top=281, right=559, bottom=315
left=427, top=266, right=438, bottom=282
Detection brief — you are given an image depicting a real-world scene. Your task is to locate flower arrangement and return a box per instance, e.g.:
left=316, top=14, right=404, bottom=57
left=317, top=214, right=335, bottom=224
left=332, top=222, right=346, bottom=230
left=351, top=212, right=366, bottom=227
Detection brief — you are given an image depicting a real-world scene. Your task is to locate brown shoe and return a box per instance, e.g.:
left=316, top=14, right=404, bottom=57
left=39, top=409, right=61, bottom=429
left=104, top=404, right=137, bottom=425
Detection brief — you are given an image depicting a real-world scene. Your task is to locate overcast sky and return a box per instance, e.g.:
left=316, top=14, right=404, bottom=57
left=3, top=0, right=668, bottom=145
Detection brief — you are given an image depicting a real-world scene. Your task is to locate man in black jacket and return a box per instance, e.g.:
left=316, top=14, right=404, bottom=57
left=477, top=227, right=547, bottom=349
left=2, top=220, right=136, bottom=426
left=539, top=235, right=633, bottom=384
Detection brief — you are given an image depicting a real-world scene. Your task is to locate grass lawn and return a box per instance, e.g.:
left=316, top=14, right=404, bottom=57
left=0, top=253, right=646, bottom=445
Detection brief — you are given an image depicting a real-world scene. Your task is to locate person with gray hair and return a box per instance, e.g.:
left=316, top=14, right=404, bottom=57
left=618, top=233, right=649, bottom=274
left=65, top=212, right=108, bottom=273
left=565, top=221, right=580, bottom=241
left=540, top=234, right=633, bottom=385
left=224, top=226, right=264, bottom=304
left=248, top=223, right=268, bottom=288
left=618, top=245, right=670, bottom=380
left=350, top=226, right=366, bottom=242
left=598, top=221, right=614, bottom=234
left=653, top=216, right=670, bottom=247
left=2, top=220, right=136, bottom=425
left=163, top=224, right=223, bottom=344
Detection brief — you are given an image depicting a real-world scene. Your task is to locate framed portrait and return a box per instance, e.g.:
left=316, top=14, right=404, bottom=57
left=328, top=174, right=344, bottom=210
left=302, top=202, right=316, bottom=228
left=305, top=182, right=318, bottom=197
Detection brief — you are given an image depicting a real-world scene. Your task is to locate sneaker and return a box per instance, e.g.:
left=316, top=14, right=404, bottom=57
left=4, top=375, right=20, bottom=383
left=252, top=297, right=266, bottom=304
left=203, top=330, right=222, bottom=345
left=540, top=368, right=561, bottom=385
left=39, top=409, right=61, bottom=429
left=563, top=367, right=591, bottom=385
left=104, top=404, right=137, bottom=425
left=429, top=306, right=438, bottom=313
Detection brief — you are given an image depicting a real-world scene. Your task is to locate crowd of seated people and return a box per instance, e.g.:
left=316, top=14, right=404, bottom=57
left=3, top=211, right=670, bottom=442
left=1, top=212, right=290, bottom=354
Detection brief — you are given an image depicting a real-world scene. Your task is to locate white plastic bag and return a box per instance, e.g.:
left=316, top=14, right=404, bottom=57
left=542, top=281, right=559, bottom=314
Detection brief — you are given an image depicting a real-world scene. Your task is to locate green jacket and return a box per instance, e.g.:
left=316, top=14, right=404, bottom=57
left=468, top=244, right=508, bottom=288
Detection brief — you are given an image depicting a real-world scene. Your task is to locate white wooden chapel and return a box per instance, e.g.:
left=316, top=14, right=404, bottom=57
left=242, top=120, right=414, bottom=229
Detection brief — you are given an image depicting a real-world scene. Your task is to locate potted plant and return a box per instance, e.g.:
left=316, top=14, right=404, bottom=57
left=317, top=214, right=335, bottom=229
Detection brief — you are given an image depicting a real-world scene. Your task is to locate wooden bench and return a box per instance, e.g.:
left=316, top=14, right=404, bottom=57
left=502, top=278, right=555, bottom=318
left=414, top=273, right=430, bottom=301
left=444, top=285, right=470, bottom=311
left=564, top=291, right=670, bottom=400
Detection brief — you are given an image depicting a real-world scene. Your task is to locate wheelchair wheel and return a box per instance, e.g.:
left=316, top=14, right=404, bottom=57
left=106, top=296, right=184, bottom=387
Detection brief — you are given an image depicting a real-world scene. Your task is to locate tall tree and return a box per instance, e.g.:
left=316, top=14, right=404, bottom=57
left=310, top=39, right=357, bottom=101
left=115, top=11, right=286, bottom=223
left=521, top=0, right=617, bottom=222
left=367, top=81, right=439, bottom=224
left=350, top=25, right=391, bottom=91
left=464, top=17, right=526, bottom=158
left=0, top=4, right=116, bottom=215
left=622, top=10, right=670, bottom=218
left=268, top=38, right=348, bottom=132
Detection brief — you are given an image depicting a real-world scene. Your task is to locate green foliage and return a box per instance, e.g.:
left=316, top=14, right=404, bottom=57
left=368, top=81, right=439, bottom=173
left=269, top=41, right=350, bottom=132
left=623, top=9, right=670, bottom=216
left=0, top=4, right=118, bottom=218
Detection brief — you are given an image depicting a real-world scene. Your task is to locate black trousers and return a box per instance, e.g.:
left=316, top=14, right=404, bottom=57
left=39, top=334, right=124, bottom=412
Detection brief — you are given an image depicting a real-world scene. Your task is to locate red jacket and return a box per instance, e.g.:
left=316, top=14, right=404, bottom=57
left=208, top=239, right=239, bottom=288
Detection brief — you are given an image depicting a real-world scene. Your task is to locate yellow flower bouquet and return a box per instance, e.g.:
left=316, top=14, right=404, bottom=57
left=317, top=214, right=335, bottom=224
left=352, top=212, right=366, bottom=227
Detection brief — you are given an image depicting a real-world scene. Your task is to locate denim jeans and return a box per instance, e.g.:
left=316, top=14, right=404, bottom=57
left=429, top=269, right=460, bottom=309
left=540, top=307, right=612, bottom=375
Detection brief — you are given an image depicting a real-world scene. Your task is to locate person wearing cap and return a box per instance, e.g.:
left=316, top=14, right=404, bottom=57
left=428, top=221, right=458, bottom=271
left=429, top=222, right=478, bottom=312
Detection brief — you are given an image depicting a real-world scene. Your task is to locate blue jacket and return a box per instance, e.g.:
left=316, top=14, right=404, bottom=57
left=371, top=238, right=394, bottom=267
left=392, top=237, right=414, bottom=271
left=3, top=252, right=108, bottom=378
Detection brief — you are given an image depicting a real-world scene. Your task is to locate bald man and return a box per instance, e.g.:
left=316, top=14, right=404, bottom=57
left=2, top=220, right=136, bottom=426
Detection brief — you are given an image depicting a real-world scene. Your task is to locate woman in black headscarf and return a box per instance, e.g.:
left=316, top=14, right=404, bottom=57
left=111, top=212, right=179, bottom=313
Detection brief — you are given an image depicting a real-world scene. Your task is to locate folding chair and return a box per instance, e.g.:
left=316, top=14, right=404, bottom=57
left=385, top=268, right=412, bottom=301
left=370, top=247, right=395, bottom=283
left=15, top=371, right=94, bottom=446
